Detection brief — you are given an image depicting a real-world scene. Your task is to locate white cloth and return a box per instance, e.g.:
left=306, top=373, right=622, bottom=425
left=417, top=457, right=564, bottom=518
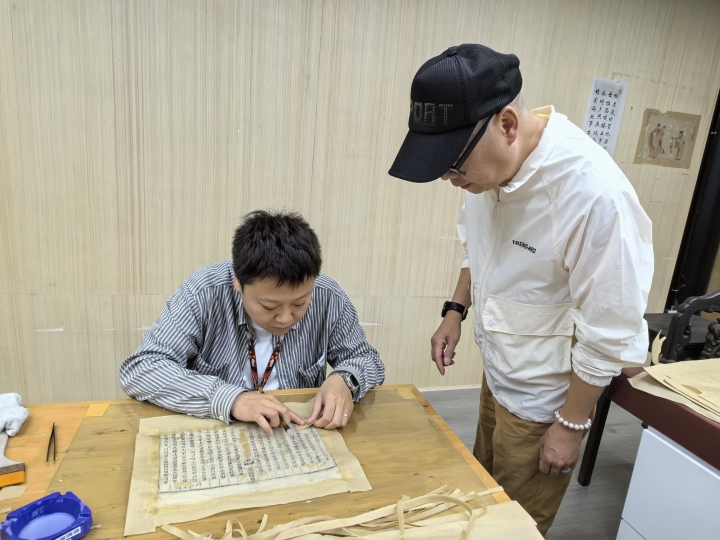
left=458, top=105, right=654, bottom=423
left=241, top=322, right=280, bottom=391
left=0, top=393, right=29, bottom=436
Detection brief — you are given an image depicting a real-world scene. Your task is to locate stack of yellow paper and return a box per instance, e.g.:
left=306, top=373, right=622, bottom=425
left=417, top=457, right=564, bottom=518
left=639, top=358, right=720, bottom=421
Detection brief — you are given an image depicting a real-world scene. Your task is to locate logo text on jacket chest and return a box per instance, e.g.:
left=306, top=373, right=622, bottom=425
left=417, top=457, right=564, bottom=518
left=512, top=240, right=536, bottom=254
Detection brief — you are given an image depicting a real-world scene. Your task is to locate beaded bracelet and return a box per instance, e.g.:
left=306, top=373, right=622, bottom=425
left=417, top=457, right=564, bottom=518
left=554, top=409, right=592, bottom=431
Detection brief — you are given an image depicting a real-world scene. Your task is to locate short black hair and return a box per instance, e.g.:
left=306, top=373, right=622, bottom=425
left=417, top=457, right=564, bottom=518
left=232, top=210, right=322, bottom=288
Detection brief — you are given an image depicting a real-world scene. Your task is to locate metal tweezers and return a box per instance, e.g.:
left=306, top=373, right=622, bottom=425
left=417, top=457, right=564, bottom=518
left=46, top=422, right=56, bottom=463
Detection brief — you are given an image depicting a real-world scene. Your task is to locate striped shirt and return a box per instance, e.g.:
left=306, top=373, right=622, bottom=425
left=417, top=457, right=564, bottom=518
left=119, top=261, right=385, bottom=423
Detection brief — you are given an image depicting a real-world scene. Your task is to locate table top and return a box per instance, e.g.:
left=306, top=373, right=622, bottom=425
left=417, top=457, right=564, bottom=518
left=1, top=385, right=509, bottom=538
left=611, top=368, right=720, bottom=471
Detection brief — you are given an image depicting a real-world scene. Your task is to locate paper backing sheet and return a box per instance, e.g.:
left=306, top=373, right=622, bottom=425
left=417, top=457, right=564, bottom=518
left=124, top=402, right=370, bottom=536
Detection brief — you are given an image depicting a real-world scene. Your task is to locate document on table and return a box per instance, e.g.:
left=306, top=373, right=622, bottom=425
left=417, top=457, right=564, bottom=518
left=158, top=425, right=336, bottom=493
left=125, top=402, right=371, bottom=536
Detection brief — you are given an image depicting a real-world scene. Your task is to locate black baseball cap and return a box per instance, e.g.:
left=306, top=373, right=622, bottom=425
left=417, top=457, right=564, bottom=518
left=389, top=44, right=522, bottom=183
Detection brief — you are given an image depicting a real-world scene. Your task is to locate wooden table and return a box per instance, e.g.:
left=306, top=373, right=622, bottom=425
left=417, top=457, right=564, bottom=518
left=1, top=385, right=509, bottom=538
left=578, top=312, right=712, bottom=487
left=599, top=368, right=720, bottom=470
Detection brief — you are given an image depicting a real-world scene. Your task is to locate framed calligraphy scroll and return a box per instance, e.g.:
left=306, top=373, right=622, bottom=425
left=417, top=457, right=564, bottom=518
left=582, top=77, right=629, bottom=158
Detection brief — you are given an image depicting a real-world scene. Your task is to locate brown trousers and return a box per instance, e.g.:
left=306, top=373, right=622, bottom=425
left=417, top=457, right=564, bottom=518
left=473, top=376, right=582, bottom=536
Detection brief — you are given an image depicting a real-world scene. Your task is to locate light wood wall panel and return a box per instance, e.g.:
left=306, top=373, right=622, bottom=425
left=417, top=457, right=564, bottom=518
left=1, top=0, right=719, bottom=402
left=0, top=2, right=19, bottom=297
left=109, top=0, right=324, bottom=294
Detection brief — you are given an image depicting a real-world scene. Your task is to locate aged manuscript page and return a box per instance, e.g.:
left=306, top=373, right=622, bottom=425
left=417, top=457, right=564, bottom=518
left=158, top=424, right=337, bottom=493
left=124, top=402, right=370, bottom=536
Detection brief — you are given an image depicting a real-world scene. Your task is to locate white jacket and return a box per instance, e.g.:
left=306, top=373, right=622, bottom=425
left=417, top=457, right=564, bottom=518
left=458, top=106, right=654, bottom=423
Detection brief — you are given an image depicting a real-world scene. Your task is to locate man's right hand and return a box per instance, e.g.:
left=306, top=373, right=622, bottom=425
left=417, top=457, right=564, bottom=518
left=430, top=312, right=463, bottom=375
left=231, top=392, right=305, bottom=435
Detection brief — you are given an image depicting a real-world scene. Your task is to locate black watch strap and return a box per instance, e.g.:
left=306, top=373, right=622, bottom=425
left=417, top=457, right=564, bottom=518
left=442, top=301, right=468, bottom=321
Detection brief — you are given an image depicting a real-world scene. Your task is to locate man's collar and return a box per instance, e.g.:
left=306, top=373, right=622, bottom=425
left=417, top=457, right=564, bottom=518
left=236, top=292, right=248, bottom=328
left=502, top=105, right=557, bottom=194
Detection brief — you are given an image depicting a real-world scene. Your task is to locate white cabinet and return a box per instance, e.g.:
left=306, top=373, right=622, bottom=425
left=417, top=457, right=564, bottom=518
left=617, top=520, right=645, bottom=540
left=619, top=427, right=720, bottom=540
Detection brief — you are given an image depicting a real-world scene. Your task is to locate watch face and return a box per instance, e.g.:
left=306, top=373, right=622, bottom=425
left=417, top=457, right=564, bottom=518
left=342, top=373, right=358, bottom=394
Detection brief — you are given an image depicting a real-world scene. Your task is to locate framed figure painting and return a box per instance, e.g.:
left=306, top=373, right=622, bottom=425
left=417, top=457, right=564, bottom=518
left=635, top=109, right=701, bottom=169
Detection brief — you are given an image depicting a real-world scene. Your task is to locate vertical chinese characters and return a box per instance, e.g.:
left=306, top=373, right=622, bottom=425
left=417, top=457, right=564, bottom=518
left=583, top=78, right=628, bottom=157
left=158, top=425, right=337, bottom=493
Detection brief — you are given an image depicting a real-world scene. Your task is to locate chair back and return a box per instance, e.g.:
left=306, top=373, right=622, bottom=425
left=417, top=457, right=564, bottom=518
left=661, top=289, right=720, bottom=362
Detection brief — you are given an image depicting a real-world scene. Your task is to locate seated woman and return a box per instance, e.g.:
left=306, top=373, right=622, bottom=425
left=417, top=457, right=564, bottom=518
left=120, top=210, right=385, bottom=434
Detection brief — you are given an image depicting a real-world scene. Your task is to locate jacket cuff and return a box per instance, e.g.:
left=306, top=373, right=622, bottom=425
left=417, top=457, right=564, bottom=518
left=210, top=384, right=246, bottom=424
left=572, top=343, right=623, bottom=387
left=572, top=365, right=613, bottom=387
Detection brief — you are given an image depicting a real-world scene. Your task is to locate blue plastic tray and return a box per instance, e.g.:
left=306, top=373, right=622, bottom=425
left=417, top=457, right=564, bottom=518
left=0, top=492, right=92, bottom=540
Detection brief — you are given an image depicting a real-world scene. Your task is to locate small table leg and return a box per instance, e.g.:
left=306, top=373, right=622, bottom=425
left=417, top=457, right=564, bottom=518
left=577, top=387, right=611, bottom=487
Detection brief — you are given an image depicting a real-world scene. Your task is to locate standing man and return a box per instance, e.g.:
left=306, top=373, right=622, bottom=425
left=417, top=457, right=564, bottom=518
left=388, top=44, right=653, bottom=535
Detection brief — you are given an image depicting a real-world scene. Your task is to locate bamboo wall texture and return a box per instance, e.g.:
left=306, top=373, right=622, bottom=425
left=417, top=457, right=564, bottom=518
left=1, top=0, right=720, bottom=402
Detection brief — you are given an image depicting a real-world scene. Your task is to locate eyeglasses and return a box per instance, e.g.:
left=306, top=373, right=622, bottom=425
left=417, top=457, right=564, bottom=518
left=447, top=116, right=492, bottom=177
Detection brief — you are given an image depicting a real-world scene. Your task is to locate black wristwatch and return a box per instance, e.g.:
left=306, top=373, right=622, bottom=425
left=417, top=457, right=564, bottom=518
left=333, top=371, right=360, bottom=398
left=442, top=301, right=468, bottom=321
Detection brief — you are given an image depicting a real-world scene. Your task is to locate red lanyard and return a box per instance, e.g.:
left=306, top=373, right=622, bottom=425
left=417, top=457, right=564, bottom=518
left=247, top=335, right=283, bottom=392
